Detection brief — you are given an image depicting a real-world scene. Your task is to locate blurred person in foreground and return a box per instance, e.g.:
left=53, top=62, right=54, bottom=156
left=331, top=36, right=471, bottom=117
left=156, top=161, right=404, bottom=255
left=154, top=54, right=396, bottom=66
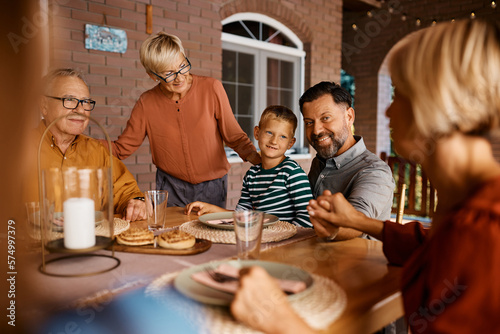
left=102, top=32, right=260, bottom=207
left=231, top=19, right=500, bottom=333
left=28, top=69, right=146, bottom=221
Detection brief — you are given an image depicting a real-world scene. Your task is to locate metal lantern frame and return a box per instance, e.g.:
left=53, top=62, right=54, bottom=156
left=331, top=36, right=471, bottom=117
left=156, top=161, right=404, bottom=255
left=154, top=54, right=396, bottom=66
left=37, top=114, right=120, bottom=277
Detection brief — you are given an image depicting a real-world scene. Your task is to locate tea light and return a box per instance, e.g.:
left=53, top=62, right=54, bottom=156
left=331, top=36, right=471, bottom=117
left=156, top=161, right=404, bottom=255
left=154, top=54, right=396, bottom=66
left=63, top=198, right=96, bottom=249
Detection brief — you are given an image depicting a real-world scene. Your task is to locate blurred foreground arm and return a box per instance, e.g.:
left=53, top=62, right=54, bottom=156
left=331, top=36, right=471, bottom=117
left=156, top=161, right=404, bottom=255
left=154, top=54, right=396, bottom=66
left=231, top=266, right=316, bottom=334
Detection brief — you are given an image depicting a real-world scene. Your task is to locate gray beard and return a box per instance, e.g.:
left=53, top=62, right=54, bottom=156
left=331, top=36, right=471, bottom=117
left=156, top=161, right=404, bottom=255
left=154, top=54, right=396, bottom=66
left=311, top=127, right=349, bottom=160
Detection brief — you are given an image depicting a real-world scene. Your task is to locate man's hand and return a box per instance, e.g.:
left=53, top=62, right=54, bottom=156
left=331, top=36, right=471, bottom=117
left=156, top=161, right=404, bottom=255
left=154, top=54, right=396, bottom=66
left=307, top=190, right=383, bottom=240
left=246, top=151, right=262, bottom=165
left=122, top=199, right=146, bottom=222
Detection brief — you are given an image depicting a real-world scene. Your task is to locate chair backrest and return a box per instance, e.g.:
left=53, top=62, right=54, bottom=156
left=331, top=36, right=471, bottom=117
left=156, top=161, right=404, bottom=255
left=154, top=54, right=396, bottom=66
left=395, top=183, right=406, bottom=224
left=381, top=152, right=437, bottom=219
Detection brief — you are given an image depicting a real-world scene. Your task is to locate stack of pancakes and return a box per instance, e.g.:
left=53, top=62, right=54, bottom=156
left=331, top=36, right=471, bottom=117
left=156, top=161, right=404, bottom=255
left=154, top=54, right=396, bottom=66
left=158, top=230, right=196, bottom=249
left=116, top=228, right=196, bottom=250
left=116, top=227, right=154, bottom=246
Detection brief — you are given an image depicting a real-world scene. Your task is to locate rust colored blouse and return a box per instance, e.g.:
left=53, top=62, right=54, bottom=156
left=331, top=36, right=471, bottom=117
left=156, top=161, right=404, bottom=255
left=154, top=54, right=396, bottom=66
left=383, top=176, right=500, bottom=333
left=108, top=75, right=257, bottom=185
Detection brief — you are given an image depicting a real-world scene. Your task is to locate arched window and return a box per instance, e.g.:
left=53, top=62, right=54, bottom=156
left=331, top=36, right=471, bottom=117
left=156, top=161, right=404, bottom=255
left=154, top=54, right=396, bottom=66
left=222, top=13, right=308, bottom=156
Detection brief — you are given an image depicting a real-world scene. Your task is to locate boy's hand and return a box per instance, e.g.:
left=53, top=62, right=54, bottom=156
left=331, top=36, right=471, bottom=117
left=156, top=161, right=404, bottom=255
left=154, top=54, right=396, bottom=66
left=184, top=201, right=225, bottom=215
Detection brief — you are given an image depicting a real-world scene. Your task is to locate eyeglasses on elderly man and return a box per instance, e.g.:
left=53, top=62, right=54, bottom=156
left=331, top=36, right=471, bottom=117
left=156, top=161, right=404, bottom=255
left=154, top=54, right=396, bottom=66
left=45, top=95, right=96, bottom=111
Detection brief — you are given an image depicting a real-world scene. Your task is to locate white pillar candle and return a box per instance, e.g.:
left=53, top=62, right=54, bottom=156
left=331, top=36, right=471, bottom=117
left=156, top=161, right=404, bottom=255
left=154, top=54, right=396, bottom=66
left=63, top=198, right=96, bottom=249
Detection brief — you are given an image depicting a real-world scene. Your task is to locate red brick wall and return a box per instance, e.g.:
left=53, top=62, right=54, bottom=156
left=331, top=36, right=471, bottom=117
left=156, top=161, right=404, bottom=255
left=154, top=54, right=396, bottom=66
left=47, top=0, right=343, bottom=206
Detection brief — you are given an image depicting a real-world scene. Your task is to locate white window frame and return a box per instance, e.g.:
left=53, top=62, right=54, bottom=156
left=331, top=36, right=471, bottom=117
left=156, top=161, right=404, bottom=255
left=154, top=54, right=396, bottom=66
left=222, top=13, right=310, bottom=161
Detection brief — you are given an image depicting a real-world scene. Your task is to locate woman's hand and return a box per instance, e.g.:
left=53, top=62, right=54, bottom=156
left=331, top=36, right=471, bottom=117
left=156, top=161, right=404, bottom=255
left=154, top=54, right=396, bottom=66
left=246, top=151, right=262, bottom=165
left=184, top=201, right=225, bottom=215
left=231, top=266, right=316, bottom=334
left=307, top=190, right=384, bottom=240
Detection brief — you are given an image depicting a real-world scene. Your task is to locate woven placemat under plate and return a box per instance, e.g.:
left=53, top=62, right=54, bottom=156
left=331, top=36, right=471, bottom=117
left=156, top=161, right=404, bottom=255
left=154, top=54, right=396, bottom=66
left=179, top=220, right=297, bottom=244
left=28, top=217, right=130, bottom=241
left=145, top=270, right=347, bottom=333
left=95, top=217, right=130, bottom=236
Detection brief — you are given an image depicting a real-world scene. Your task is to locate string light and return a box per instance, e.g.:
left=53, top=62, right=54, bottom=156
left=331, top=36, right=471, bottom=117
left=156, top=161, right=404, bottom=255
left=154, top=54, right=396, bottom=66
left=348, top=2, right=496, bottom=35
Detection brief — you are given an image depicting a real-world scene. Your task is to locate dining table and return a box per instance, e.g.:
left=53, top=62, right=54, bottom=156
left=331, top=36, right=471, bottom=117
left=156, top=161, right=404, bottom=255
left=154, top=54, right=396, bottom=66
left=19, top=207, right=404, bottom=333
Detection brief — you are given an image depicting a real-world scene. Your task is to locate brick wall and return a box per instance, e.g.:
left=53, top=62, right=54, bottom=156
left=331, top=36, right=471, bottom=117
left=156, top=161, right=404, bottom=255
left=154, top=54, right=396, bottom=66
left=47, top=0, right=342, bottom=207
left=342, top=0, right=500, bottom=161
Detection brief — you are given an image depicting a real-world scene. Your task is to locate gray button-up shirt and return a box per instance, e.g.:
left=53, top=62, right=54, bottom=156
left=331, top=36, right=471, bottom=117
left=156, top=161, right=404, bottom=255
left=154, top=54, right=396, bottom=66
left=309, top=136, right=395, bottom=221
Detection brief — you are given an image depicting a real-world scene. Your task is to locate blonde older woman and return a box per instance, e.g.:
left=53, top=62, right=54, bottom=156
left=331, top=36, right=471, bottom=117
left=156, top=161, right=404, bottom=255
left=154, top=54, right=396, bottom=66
left=104, top=32, right=260, bottom=207
left=231, top=19, right=500, bottom=333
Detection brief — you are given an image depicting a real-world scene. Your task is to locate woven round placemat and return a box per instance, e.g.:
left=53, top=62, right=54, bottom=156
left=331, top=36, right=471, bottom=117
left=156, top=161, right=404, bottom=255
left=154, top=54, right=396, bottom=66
left=179, top=220, right=297, bottom=244
left=28, top=217, right=130, bottom=241
left=145, top=269, right=346, bottom=333
left=96, top=217, right=130, bottom=236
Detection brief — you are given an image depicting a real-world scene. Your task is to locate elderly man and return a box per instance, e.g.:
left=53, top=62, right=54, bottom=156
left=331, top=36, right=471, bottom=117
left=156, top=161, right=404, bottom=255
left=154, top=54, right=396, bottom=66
left=300, top=81, right=395, bottom=240
left=32, top=68, right=146, bottom=221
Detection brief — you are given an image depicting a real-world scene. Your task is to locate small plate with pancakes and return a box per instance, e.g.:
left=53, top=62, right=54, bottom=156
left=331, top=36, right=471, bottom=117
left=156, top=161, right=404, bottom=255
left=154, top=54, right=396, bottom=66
left=113, top=228, right=211, bottom=255
left=199, top=212, right=279, bottom=230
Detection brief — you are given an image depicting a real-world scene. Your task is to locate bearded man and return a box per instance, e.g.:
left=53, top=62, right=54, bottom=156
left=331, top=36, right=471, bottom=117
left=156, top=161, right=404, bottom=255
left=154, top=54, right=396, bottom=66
left=300, top=81, right=395, bottom=240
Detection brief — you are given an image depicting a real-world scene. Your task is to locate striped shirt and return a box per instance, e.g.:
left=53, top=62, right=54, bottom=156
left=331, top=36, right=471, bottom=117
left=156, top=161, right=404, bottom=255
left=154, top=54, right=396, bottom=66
left=236, top=157, right=313, bottom=227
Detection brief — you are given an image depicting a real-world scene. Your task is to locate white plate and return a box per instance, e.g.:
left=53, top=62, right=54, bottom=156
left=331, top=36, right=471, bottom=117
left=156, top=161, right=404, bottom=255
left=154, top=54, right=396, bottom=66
left=174, top=260, right=314, bottom=306
left=199, top=212, right=279, bottom=230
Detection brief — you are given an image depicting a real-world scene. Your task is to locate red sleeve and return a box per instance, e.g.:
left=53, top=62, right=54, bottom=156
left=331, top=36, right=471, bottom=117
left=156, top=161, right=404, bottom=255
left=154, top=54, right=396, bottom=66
left=403, top=211, right=500, bottom=333
left=382, top=221, right=429, bottom=266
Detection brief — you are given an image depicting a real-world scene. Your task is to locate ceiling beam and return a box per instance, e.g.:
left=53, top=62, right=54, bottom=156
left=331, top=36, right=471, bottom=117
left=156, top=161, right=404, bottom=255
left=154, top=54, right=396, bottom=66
left=343, top=0, right=382, bottom=12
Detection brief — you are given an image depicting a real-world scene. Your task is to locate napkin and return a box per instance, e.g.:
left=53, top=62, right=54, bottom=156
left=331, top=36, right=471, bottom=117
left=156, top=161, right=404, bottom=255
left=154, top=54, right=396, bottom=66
left=206, top=218, right=271, bottom=225
left=190, top=263, right=307, bottom=295
left=206, top=218, right=234, bottom=225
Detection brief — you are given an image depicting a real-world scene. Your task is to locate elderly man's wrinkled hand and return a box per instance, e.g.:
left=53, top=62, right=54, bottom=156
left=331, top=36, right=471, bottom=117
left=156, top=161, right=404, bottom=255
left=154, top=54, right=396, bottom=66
left=123, top=199, right=146, bottom=222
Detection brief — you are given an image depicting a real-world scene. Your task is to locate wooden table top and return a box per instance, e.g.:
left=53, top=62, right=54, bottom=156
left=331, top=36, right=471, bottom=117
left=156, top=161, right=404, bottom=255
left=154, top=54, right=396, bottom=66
left=139, top=206, right=405, bottom=332
left=260, top=236, right=404, bottom=333
left=27, top=207, right=403, bottom=333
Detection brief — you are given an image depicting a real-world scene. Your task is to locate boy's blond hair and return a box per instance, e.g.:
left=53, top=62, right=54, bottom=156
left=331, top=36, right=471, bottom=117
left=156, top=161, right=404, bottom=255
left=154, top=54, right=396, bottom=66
left=259, top=105, right=298, bottom=136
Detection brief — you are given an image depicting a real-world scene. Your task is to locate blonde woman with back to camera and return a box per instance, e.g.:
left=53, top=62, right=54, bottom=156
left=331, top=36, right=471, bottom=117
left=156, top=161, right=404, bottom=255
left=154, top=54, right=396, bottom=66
left=231, top=19, right=500, bottom=333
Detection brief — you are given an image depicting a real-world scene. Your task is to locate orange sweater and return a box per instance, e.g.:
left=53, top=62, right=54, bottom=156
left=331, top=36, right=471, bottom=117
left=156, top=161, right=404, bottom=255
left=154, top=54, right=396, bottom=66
left=26, top=122, right=143, bottom=215
left=383, top=176, right=500, bottom=333
left=108, top=75, right=257, bottom=184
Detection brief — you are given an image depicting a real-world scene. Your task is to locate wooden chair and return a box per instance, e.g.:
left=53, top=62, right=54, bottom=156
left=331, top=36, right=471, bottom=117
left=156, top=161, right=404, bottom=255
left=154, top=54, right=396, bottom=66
left=395, top=183, right=406, bottom=224
left=381, top=152, right=437, bottom=221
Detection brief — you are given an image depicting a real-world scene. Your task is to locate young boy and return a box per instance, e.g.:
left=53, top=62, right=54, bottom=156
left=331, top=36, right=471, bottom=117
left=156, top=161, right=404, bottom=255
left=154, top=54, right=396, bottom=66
left=185, top=105, right=313, bottom=227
